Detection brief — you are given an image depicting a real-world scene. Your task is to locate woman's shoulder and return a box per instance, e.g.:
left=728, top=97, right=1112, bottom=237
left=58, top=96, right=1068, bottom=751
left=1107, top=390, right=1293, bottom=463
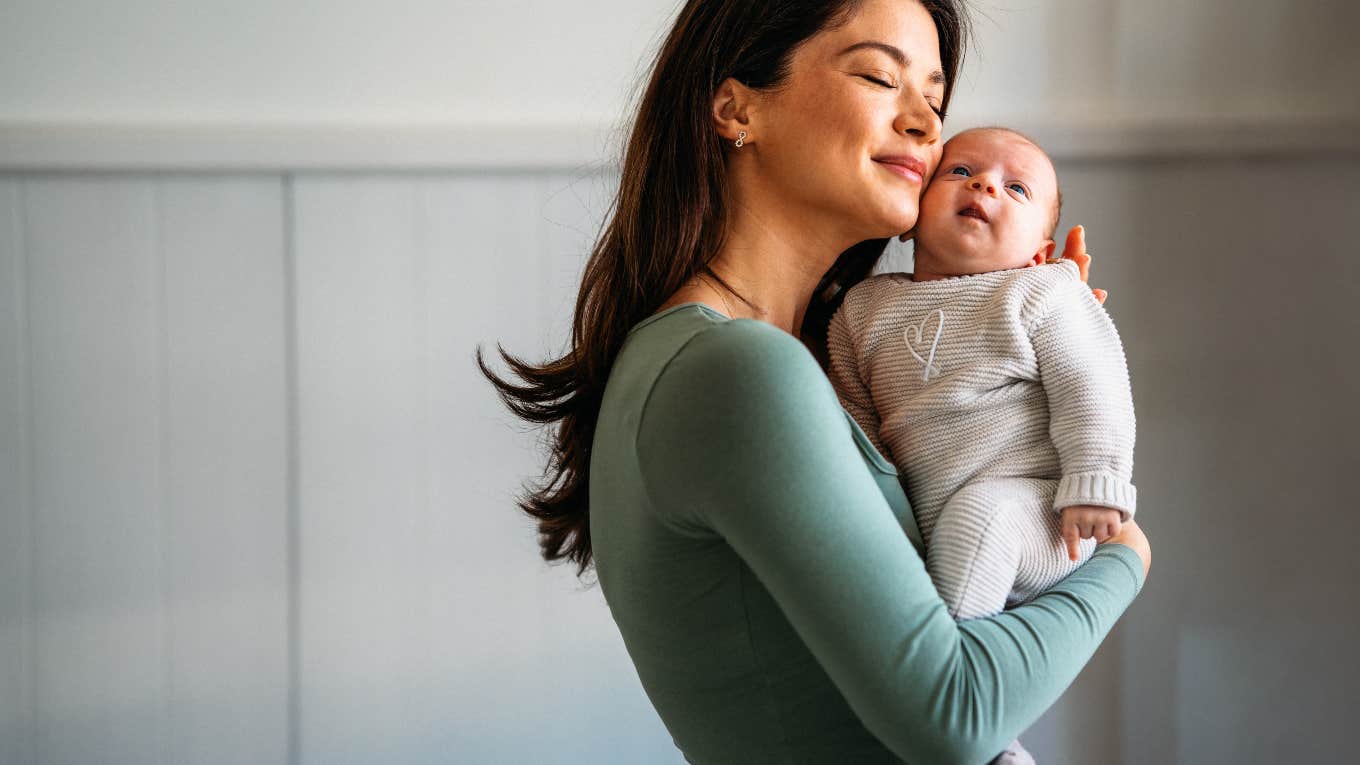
left=627, top=303, right=817, bottom=371
left=681, top=314, right=816, bottom=371
left=623, top=304, right=837, bottom=417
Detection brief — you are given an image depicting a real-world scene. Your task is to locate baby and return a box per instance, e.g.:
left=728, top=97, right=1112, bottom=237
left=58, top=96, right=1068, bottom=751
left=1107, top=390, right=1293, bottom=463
left=828, top=127, right=1137, bottom=622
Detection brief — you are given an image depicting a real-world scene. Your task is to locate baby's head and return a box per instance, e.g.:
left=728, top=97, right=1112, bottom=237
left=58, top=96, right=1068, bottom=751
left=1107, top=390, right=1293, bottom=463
left=912, top=127, right=1062, bottom=278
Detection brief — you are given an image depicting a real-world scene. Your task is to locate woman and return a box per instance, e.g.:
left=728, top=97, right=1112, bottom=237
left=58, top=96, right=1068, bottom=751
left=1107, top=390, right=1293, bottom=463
left=480, top=0, right=1151, bottom=762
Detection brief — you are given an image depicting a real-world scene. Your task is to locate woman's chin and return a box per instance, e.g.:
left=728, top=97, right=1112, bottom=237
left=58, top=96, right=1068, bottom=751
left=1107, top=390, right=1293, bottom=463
left=872, top=201, right=919, bottom=239
left=834, top=197, right=916, bottom=243
left=874, top=211, right=918, bottom=240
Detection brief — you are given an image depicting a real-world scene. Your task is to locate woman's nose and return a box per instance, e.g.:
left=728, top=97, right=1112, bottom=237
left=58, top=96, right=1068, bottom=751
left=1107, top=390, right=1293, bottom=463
left=895, top=90, right=941, bottom=144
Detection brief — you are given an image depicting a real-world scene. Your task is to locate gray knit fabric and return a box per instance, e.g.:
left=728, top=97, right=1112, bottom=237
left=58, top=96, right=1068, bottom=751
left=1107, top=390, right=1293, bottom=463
left=827, top=261, right=1136, bottom=619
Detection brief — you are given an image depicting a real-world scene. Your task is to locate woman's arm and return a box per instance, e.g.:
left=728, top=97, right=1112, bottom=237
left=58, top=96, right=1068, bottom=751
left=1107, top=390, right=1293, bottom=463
left=636, top=319, right=1144, bottom=764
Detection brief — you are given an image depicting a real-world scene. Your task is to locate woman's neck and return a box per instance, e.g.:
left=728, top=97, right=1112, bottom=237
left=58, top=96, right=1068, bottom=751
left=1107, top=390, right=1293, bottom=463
left=700, top=181, right=856, bottom=336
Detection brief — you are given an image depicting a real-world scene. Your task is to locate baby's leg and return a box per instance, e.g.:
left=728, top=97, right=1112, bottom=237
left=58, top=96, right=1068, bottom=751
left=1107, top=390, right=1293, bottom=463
left=926, top=479, right=1025, bottom=620
left=1008, top=480, right=1099, bottom=607
left=927, top=477, right=1096, bottom=620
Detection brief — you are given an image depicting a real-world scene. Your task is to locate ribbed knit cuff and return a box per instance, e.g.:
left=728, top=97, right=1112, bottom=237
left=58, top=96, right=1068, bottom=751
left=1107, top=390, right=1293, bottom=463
left=1053, top=472, right=1137, bottom=521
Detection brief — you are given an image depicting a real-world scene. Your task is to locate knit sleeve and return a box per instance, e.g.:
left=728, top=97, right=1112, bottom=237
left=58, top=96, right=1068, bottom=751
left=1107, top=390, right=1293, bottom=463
left=827, top=285, right=890, bottom=461
left=636, top=318, right=1145, bottom=763
left=1029, top=272, right=1138, bottom=520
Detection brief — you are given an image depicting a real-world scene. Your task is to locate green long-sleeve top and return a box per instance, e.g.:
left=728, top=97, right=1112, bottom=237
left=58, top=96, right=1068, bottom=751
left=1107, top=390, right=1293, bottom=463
left=590, top=303, right=1145, bottom=764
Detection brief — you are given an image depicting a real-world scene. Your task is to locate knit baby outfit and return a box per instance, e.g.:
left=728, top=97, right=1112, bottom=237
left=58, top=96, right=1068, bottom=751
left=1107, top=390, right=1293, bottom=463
left=827, top=260, right=1136, bottom=619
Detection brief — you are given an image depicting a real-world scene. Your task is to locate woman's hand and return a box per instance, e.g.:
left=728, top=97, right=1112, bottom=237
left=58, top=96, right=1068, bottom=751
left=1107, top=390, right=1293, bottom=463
left=1051, top=225, right=1107, bottom=304
left=1098, top=518, right=1151, bottom=579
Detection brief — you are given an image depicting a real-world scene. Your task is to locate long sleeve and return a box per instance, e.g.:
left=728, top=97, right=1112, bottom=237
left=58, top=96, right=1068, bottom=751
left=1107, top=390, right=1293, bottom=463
left=1028, top=275, right=1138, bottom=520
left=635, top=318, right=1144, bottom=764
left=827, top=291, right=889, bottom=460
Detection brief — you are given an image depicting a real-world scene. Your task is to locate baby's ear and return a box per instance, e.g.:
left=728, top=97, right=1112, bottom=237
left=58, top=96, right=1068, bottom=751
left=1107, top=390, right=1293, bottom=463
left=1028, top=239, right=1056, bottom=267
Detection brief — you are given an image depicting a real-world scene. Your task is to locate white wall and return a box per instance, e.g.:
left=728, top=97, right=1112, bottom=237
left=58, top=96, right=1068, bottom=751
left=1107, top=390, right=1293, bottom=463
left=2, top=0, right=1357, bottom=168
left=0, top=0, right=671, bottom=125
left=2, top=0, right=1356, bottom=126
left=0, top=169, right=684, bottom=764
left=1, top=2, right=1357, bottom=764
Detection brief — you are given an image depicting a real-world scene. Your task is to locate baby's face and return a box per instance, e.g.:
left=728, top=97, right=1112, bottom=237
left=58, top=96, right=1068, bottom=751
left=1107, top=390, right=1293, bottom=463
left=913, top=129, right=1059, bottom=276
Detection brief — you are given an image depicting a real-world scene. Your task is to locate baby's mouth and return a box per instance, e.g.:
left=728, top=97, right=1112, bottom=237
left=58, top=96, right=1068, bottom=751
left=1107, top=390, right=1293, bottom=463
left=958, top=204, right=989, bottom=223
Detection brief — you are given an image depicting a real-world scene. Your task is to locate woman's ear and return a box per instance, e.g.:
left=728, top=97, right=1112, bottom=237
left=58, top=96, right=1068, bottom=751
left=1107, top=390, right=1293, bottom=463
left=1028, top=239, right=1057, bottom=267
left=712, top=77, right=755, bottom=145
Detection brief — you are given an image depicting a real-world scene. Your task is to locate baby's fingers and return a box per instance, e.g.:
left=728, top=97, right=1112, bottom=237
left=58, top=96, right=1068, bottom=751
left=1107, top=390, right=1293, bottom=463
left=1107, top=518, right=1123, bottom=540
left=1063, top=524, right=1081, bottom=561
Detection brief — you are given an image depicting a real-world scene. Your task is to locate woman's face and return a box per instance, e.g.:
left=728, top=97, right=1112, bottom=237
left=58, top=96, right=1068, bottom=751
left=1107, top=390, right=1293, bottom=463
left=751, top=0, right=945, bottom=243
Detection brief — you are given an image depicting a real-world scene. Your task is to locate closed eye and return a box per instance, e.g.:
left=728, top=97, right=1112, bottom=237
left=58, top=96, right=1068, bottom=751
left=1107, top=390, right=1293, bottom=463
left=859, top=74, right=895, bottom=88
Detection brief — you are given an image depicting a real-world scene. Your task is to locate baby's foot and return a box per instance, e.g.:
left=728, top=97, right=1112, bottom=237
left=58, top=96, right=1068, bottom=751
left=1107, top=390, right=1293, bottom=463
left=988, top=737, right=1037, bottom=765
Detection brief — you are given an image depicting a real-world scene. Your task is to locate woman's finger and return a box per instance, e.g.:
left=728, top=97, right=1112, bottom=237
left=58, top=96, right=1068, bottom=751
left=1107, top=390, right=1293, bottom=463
left=1064, top=225, right=1086, bottom=258
left=1058, top=225, right=1109, bottom=303
left=1060, top=225, right=1090, bottom=282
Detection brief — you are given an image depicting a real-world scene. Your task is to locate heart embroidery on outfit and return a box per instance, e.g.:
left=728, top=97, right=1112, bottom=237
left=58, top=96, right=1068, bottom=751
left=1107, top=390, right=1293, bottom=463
left=903, top=309, right=946, bottom=382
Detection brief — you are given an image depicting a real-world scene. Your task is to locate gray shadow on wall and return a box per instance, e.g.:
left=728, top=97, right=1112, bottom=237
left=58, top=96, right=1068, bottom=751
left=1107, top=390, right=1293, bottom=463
left=1100, top=154, right=1360, bottom=765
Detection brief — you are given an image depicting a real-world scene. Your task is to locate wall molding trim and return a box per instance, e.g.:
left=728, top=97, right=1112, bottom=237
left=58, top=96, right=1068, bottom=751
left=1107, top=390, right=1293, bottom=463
left=1, top=117, right=1356, bottom=171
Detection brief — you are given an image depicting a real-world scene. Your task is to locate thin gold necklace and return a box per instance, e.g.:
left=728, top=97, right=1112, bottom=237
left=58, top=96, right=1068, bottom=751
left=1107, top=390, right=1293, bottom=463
left=697, top=272, right=737, bottom=319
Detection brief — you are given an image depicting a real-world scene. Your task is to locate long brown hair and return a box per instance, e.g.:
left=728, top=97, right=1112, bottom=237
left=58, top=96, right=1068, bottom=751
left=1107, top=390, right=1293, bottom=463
left=478, top=0, right=968, bottom=576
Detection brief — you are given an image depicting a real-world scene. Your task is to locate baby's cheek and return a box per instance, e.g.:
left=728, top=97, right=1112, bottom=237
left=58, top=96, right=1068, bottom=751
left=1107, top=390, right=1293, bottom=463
left=915, top=187, right=951, bottom=231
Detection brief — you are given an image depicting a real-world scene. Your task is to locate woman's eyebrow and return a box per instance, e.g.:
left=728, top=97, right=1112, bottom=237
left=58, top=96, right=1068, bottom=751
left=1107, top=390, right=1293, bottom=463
left=837, top=40, right=946, bottom=85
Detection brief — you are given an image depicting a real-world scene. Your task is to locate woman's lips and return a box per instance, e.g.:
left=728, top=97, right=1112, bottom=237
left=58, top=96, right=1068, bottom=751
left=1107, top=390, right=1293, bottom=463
left=874, top=156, right=926, bottom=185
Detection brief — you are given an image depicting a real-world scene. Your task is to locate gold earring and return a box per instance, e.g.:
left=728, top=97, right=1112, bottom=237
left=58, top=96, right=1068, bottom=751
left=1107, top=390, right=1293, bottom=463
left=735, top=130, right=747, bottom=148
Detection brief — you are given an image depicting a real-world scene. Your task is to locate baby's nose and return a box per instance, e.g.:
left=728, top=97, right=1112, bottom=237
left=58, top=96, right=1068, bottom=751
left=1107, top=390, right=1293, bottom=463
left=970, top=178, right=998, bottom=195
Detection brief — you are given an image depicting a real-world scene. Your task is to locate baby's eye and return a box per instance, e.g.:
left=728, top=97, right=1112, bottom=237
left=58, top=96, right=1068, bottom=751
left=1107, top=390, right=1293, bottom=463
left=1006, top=183, right=1028, bottom=197
left=948, top=166, right=970, bottom=177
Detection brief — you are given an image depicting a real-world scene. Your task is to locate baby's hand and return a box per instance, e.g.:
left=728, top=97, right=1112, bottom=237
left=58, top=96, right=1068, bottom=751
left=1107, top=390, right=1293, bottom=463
left=1060, top=505, right=1123, bottom=561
